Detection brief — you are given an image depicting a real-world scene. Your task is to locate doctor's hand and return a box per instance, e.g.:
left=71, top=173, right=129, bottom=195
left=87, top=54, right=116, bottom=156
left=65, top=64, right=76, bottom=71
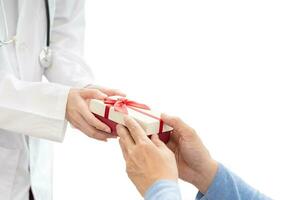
left=66, top=88, right=124, bottom=141
left=161, top=114, right=218, bottom=193
left=117, top=117, right=178, bottom=196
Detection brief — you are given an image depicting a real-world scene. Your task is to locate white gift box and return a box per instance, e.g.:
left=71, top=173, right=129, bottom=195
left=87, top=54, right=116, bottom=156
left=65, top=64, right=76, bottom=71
left=89, top=96, right=173, bottom=135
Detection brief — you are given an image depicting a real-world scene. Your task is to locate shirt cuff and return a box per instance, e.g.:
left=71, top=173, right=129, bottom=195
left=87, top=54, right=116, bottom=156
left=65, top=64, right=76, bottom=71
left=144, top=180, right=181, bottom=200
left=195, top=163, right=271, bottom=200
left=195, top=164, right=230, bottom=200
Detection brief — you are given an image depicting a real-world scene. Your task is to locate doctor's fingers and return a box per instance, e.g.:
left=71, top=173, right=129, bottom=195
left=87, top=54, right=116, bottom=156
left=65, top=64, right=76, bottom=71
left=78, top=102, right=112, bottom=133
left=80, top=89, right=108, bottom=100
left=87, top=85, right=126, bottom=97
left=75, top=114, right=115, bottom=141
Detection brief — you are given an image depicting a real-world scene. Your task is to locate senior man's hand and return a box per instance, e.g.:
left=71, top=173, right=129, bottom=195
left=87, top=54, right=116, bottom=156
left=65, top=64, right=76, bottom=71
left=117, top=116, right=178, bottom=196
left=161, top=114, right=218, bottom=193
left=66, top=87, right=125, bottom=141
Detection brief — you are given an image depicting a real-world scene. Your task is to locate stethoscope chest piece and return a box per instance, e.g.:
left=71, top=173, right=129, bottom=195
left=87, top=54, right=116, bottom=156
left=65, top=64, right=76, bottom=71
left=39, top=0, right=52, bottom=69
left=39, top=46, right=52, bottom=68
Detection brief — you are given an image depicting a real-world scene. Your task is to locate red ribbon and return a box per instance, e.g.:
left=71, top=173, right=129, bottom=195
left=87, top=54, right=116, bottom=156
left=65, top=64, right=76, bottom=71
left=103, top=97, right=164, bottom=133
left=104, top=97, right=151, bottom=114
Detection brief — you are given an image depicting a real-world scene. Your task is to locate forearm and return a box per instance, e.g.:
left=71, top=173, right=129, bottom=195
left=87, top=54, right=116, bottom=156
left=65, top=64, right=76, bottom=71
left=196, top=164, right=272, bottom=200
left=0, top=73, right=69, bottom=142
left=144, top=180, right=181, bottom=200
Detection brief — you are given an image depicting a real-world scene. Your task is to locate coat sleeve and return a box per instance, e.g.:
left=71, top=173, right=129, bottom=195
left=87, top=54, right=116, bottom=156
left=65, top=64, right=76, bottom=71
left=43, top=0, right=94, bottom=88
left=0, top=72, right=70, bottom=142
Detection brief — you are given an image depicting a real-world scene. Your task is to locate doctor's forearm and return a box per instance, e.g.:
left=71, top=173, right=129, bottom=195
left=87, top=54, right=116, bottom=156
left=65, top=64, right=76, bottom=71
left=0, top=74, right=70, bottom=142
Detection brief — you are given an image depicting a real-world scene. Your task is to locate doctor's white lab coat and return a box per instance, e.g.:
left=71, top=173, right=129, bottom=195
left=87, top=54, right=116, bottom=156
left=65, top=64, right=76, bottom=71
left=0, top=0, right=93, bottom=199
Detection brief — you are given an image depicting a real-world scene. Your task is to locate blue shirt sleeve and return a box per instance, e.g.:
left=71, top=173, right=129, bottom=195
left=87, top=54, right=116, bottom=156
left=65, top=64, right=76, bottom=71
left=195, top=164, right=272, bottom=200
left=144, top=180, right=181, bottom=200
left=144, top=164, right=272, bottom=200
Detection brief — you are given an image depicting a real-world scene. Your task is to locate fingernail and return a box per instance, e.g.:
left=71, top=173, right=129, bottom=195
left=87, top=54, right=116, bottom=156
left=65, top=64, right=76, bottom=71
left=101, top=95, right=108, bottom=100
left=98, top=92, right=108, bottom=100
left=123, top=115, right=131, bottom=123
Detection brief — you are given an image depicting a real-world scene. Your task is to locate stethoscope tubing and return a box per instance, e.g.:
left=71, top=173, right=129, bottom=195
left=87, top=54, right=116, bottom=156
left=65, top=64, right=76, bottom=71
left=0, top=36, right=16, bottom=47
left=0, top=0, right=50, bottom=48
left=44, top=0, right=50, bottom=47
left=0, top=0, right=52, bottom=68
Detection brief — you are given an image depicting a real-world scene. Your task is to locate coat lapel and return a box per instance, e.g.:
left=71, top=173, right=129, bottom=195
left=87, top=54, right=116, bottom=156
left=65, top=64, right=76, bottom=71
left=48, top=0, right=56, bottom=25
left=17, top=0, right=56, bottom=29
left=15, top=0, right=56, bottom=80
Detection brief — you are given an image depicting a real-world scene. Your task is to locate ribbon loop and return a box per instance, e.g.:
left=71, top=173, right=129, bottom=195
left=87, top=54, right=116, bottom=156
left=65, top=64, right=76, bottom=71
left=104, top=97, right=150, bottom=114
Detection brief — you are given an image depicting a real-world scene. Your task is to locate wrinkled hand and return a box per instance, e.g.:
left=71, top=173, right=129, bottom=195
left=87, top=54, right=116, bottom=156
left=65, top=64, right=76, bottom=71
left=117, top=116, right=178, bottom=196
left=162, top=114, right=218, bottom=193
left=66, top=87, right=125, bottom=141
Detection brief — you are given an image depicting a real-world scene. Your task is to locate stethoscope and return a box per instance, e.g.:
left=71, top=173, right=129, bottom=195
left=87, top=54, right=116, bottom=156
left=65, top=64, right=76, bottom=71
left=0, top=0, right=52, bottom=68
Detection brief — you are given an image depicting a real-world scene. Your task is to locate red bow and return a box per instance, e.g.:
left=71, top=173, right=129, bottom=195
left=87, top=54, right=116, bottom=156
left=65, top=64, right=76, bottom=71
left=104, top=97, right=151, bottom=114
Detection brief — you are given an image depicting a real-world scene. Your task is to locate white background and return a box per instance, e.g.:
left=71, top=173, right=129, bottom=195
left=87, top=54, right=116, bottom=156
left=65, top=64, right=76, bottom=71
left=54, top=1, right=300, bottom=199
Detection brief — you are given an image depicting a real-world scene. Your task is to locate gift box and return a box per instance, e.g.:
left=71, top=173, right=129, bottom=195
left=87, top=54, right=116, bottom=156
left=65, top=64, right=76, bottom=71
left=89, top=96, right=173, bottom=143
